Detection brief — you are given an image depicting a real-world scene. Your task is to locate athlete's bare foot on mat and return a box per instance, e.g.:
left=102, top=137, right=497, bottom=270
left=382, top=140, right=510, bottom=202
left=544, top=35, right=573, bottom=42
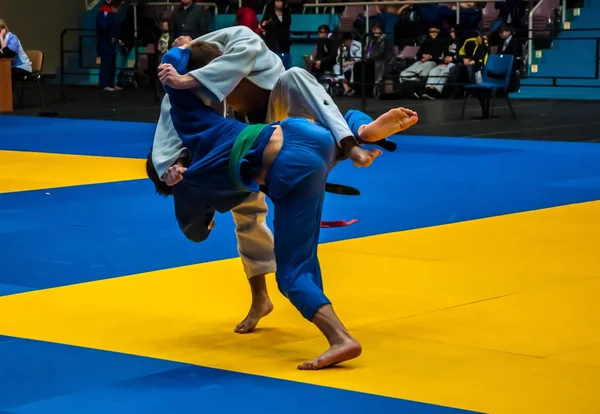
left=298, top=304, right=362, bottom=370
left=359, top=107, right=419, bottom=143
left=298, top=338, right=362, bottom=370
left=234, top=274, right=274, bottom=333
left=235, top=296, right=273, bottom=333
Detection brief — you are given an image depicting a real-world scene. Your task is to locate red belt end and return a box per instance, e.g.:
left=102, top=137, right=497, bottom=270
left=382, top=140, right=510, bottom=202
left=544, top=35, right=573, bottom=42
left=320, top=219, right=358, bottom=228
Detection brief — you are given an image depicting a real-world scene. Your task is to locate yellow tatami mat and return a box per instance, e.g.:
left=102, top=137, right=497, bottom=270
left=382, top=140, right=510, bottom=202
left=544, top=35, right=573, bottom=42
left=1, top=200, right=599, bottom=413
left=0, top=150, right=145, bottom=193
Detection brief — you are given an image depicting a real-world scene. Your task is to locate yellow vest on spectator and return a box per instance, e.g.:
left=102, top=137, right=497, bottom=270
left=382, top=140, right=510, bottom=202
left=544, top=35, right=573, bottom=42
left=459, top=38, right=488, bottom=66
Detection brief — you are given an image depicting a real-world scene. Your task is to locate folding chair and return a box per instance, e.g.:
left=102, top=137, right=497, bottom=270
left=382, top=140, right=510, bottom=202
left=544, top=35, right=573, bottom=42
left=14, top=50, right=45, bottom=108
left=461, top=54, right=516, bottom=120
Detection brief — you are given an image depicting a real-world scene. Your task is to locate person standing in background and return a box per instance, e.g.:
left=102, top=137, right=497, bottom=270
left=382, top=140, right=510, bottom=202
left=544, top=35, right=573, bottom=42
left=170, top=0, right=212, bottom=45
left=0, top=18, right=32, bottom=81
left=235, top=5, right=263, bottom=35
left=96, top=0, right=123, bottom=91
left=261, top=0, right=292, bottom=68
left=158, top=17, right=171, bottom=55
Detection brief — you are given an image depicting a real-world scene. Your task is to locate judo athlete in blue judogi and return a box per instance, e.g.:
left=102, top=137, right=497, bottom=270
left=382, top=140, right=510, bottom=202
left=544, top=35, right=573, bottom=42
left=147, top=44, right=418, bottom=370
left=153, top=27, right=419, bottom=338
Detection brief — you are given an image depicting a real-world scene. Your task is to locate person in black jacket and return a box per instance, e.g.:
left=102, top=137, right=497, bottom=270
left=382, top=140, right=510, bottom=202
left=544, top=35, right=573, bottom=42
left=169, top=0, right=212, bottom=45
left=365, top=23, right=391, bottom=83
left=415, top=27, right=460, bottom=99
left=459, top=32, right=489, bottom=83
left=400, top=27, right=445, bottom=81
left=261, top=0, right=292, bottom=56
left=495, top=25, right=521, bottom=91
left=497, top=25, right=521, bottom=68
left=311, top=25, right=338, bottom=77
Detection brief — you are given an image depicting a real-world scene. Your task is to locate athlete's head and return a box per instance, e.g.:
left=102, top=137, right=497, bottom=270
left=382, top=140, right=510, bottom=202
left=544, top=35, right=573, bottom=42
left=186, top=41, right=222, bottom=71
left=146, top=151, right=173, bottom=197
left=183, top=40, right=270, bottom=114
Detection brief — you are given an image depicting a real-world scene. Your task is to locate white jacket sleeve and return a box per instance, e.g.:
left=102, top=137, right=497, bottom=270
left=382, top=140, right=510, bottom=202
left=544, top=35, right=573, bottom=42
left=152, top=95, right=188, bottom=178
left=152, top=93, right=226, bottom=178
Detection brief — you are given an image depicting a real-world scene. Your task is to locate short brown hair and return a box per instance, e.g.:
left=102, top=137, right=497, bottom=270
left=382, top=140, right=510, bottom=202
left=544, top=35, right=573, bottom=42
left=0, top=19, right=8, bottom=32
left=187, top=41, right=221, bottom=71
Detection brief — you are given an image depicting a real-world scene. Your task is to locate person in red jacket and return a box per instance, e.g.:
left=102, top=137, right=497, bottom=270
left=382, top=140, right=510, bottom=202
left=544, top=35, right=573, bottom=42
left=235, top=6, right=263, bottom=35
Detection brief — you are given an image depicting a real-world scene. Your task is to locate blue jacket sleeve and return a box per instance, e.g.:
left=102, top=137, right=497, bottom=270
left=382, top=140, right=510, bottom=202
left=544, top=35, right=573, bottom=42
left=162, top=47, right=191, bottom=76
left=161, top=47, right=199, bottom=112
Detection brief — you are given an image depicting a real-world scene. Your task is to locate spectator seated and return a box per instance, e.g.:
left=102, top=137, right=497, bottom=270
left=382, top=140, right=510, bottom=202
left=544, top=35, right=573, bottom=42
left=400, top=27, right=445, bottom=81
left=458, top=32, right=489, bottom=85
left=414, top=27, right=460, bottom=99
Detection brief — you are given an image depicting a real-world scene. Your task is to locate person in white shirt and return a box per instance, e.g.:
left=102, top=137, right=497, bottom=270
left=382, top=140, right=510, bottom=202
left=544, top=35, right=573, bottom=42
left=0, top=19, right=33, bottom=81
left=333, top=32, right=362, bottom=96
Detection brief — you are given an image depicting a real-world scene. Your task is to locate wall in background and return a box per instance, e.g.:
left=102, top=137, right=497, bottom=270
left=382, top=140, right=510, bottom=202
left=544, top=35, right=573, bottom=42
left=0, top=0, right=83, bottom=74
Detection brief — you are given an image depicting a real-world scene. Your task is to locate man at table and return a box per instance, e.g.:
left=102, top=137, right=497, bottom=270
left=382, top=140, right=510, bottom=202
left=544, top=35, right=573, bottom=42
left=0, top=19, right=32, bottom=81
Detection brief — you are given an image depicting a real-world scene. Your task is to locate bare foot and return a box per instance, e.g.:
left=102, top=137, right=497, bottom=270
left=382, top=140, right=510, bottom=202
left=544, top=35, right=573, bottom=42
left=348, top=146, right=382, bottom=167
left=297, top=338, right=362, bottom=370
left=359, top=107, right=419, bottom=143
left=234, top=295, right=273, bottom=333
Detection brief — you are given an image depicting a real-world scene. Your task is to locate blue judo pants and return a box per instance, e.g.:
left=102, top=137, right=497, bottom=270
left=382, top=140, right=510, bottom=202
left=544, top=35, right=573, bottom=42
left=266, top=109, right=373, bottom=321
left=97, top=41, right=117, bottom=89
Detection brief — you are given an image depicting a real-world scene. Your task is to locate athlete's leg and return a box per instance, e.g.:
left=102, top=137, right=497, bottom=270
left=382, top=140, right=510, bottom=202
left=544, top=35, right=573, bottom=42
left=347, top=107, right=420, bottom=143
left=267, top=118, right=362, bottom=369
left=267, top=67, right=377, bottom=167
left=231, top=192, right=276, bottom=333
left=267, top=67, right=352, bottom=145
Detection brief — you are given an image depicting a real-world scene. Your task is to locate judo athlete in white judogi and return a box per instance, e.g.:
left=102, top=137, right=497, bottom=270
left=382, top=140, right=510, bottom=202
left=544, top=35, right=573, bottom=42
left=150, top=26, right=411, bottom=341
left=148, top=43, right=419, bottom=370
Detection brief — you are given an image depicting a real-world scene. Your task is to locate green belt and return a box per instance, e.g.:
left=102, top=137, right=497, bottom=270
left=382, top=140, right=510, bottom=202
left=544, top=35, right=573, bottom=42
left=229, top=123, right=269, bottom=191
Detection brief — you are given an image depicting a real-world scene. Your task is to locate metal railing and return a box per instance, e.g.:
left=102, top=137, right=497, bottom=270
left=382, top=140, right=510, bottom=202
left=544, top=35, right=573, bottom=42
left=525, top=32, right=600, bottom=87
left=69, top=3, right=600, bottom=112
left=59, top=27, right=159, bottom=102
left=138, top=1, right=220, bottom=14
left=527, top=0, right=571, bottom=75
left=301, top=28, right=484, bottom=110
left=83, top=1, right=219, bottom=49
left=304, top=0, right=505, bottom=33
left=60, top=28, right=105, bottom=101
left=528, top=0, right=546, bottom=75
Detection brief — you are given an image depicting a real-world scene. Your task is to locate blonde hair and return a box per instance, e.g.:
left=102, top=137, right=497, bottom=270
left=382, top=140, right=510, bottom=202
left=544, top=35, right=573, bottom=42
left=0, top=19, right=8, bottom=32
